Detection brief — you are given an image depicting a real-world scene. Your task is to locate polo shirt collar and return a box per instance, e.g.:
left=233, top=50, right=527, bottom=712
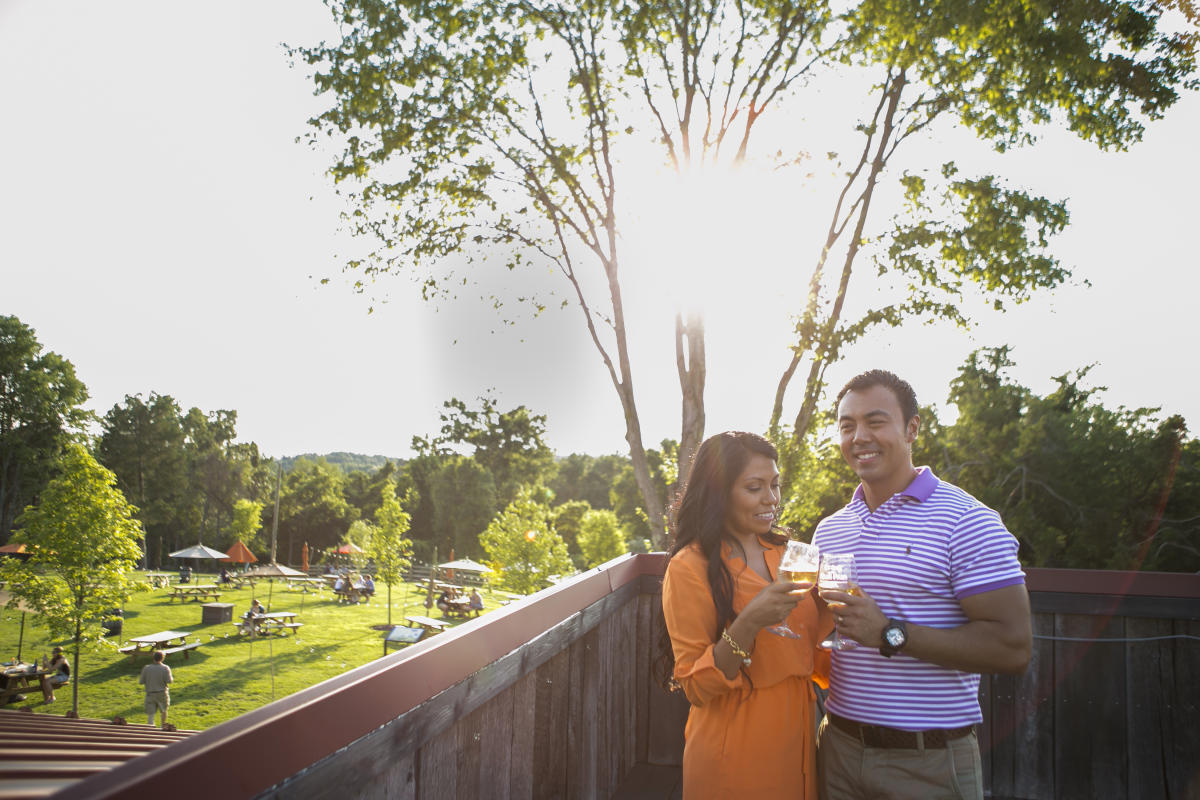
left=851, top=466, right=938, bottom=507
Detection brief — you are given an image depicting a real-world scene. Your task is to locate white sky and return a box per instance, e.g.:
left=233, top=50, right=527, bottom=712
left=2, top=1, right=1198, bottom=461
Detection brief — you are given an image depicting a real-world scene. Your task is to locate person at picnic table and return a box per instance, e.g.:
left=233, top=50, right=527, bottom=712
left=241, top=598, right=266, bottom=633
left=436, top=589, right=452, bottom=616
left=333, top=575, right=346, bottom=592
left=178, top=564, right=192, bottom=584
left=657, top=431, right=830, bottom=798
left=468, top=588, right=484, bottom=616
left=138, top=650, right=173, bottom=728
left=361, top=574, right=375, bottom=597
left=218, top=567, right=231, bottom=584
left=40, top=647, right=70, bottom=704
left=812, top=370, right=1032, bottom=800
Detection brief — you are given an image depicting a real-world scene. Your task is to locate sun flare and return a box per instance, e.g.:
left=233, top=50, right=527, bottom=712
left=623, top=164, right=812, bottom=320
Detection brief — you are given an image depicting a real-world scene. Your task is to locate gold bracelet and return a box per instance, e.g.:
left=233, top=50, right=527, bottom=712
left=722, top=629, right=752, bottom=666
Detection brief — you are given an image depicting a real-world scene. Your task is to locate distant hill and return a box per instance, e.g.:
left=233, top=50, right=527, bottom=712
left=279, top=452, right=406, bottom=473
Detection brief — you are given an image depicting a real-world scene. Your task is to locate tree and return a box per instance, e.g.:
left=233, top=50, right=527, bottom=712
left=766, top=0, right=1197, bottom=456
left=273, top=458, right=353, bottom=562
left=429, top=455, right=497, bottom=559
left=416, top=397, right=554, bottom=508
left=577, top=508, right=627, bottom=568
left=0, top=316, right=90, bottom=542
left=298, top=0, right=1195, bottom=547
left=916, top=347, right=1194, bottom=570
left=479, top=486, right=573, bottom=594
left=548, top=453, right=627, bottom=511
left=97, top=393, right=187, bottom=567
left=0, top=444, right=145, bottom=715
left=370, top=481, right=415, bottom=626
left=552, top=499, right=592, bottom=564
left=227, top=498, right=264, bottom=553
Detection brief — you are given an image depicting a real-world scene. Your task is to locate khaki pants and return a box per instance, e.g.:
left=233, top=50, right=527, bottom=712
left=816, top=714, right=983, bottom=800
left=145, top=690, right=169, bottom=725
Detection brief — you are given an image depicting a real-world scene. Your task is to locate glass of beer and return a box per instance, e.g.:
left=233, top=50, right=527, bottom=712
left=767, top=540, right=819, bottom=638
left=818, top=553, right=860, bottom=650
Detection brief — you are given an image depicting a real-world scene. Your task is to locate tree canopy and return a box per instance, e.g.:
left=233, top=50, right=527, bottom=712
left=479, top=486, right=573, bottom=594
left=0, top=443, right=146, bottom=715
left=0, top=316, right=90, bottom=542
left=298, top=0, right=1197, bottom=546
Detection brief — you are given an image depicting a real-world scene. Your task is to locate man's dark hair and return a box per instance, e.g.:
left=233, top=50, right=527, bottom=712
left=836, top=369, right=919, bottom=422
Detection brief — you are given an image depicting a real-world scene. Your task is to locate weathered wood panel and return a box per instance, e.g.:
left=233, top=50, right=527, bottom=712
left=476, top=684, right=514, bottom=800
left=1126, top=615, right=1172, bottom=799
left=1010, top=612, right=1055, bottom=800
left=532, top=647, right=570, bottom=798
left=1165, top=617, right=1200, bottom=800
left=416, top=722, right=458, bottom=800
left=1053, top=613, right=1127, bottom=799
left=508, top=670, right=536, bottom=800
left=634, top=593, right=653, bottom=765
left=642, top=592, right=690, bottom=767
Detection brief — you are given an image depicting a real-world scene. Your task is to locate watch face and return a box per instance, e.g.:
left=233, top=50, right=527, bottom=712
left=885, top=627, right=905, bottom=647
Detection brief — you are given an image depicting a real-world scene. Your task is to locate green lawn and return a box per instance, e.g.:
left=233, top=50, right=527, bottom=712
left=0, top=573, right=500, bottom=730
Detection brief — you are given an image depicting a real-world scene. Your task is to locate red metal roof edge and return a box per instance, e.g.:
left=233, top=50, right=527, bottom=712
left=1024, top=567, right=1200, bottom=598
left=55, top=552, right=665, bottom=800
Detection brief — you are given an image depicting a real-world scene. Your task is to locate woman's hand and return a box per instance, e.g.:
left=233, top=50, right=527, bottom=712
left=737, top=580, right=808, bottom=632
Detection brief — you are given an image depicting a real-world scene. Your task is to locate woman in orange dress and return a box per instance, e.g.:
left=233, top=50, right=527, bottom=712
left=659, top=431, right=830, bottom=798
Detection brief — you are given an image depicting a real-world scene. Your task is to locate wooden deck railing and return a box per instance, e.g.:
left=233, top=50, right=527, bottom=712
left=56, top=556, right=1200, bottom=799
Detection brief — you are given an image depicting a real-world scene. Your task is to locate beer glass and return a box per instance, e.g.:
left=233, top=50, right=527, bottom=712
left=767, top=540, right=819, bottom=638
left=818, top=553, right=860, bottom=650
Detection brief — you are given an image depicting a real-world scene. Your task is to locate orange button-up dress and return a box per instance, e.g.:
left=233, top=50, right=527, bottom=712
left=663, top=538, right=831, bottom=798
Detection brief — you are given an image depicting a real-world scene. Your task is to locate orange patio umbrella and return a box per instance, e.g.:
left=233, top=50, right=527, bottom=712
left=221, top=540, right=258, bottom=564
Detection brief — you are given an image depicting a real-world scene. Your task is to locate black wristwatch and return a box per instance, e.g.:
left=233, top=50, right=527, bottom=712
left=880, top=618, right=908, bottom=658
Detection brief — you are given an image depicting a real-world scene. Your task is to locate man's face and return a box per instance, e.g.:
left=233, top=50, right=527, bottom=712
left=837, top=384, right=919, bottom=488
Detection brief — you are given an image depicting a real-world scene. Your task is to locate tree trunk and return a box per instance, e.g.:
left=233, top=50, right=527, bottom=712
left=675, top=312, right=706, bottom=500
left=71, top=594, right=82, bottom=716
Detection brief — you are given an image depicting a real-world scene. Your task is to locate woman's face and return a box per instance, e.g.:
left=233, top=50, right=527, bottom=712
left=723, top=453, right=780, bottom=540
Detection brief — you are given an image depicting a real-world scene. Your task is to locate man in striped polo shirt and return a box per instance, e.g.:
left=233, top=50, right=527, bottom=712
left=813, top=369, right=1031, bottom=799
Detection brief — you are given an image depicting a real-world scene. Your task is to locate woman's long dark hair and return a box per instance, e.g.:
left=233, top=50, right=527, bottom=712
left=653, top=431, right=786, bottom=690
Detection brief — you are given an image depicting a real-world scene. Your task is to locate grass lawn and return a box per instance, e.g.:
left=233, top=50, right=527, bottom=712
left=0, top=572, right=502, bottom=730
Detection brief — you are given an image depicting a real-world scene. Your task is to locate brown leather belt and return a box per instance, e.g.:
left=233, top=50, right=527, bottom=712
left=827, top=711, right=975, bottom=750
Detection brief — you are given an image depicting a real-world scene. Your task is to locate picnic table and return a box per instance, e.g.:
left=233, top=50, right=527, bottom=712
left=440, top=597, right=474, bottom=619
left=145, top=572, right=174, bottom=588
left=118, top=630, right=202, bottom=660
left=333, top=582, right=371, bottom=604
left=1, top=663, right=52, bottom=704
left=167, top=584, right=222, bottom=603
left=405, top=615, right=450, bottom=636
left=287, top=577, right=325, bottom=592
left=233, top=611, right=303, bottom=638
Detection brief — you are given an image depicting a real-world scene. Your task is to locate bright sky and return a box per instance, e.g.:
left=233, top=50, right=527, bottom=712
left=2, top=1, right=1198, bottom=462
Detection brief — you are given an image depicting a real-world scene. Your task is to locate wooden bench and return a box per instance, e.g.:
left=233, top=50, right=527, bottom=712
left=168, top=590, right=221, bottom=603
left=161, top=642, right=201, bottom=660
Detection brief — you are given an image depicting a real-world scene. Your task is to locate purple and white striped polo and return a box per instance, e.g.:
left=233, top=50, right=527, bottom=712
left=812, top=467, right=1025, bottom=730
